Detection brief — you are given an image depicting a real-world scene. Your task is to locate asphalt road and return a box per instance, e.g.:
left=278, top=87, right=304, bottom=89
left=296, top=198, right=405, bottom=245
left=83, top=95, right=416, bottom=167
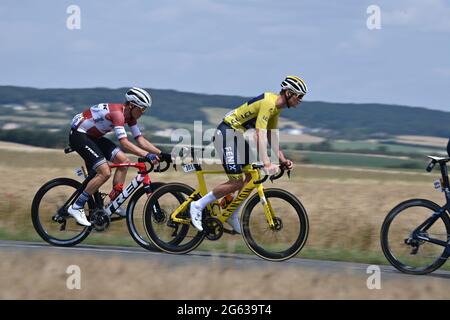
left=2, top=240, right=450, bottom=281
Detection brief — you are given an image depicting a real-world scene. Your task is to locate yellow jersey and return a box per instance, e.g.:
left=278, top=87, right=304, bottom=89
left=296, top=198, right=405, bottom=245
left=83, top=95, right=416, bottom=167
left=223, top=92, right=281, bottom=131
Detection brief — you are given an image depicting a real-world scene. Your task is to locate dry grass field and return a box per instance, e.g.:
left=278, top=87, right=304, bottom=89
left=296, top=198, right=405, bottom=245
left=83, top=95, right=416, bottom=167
left=2, top=143, right=450, bottom=299
left=0, top=143, right=445, bottom=258
left=395, top=135, right=448, bottom=148
left=1, top=250, right=450, bottom=299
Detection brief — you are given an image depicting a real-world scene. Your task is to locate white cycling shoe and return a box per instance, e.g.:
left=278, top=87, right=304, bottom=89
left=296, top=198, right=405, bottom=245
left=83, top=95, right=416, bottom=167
left=189, top=202, right=203, bottom=231
left=68, top=205, right=91, bottom=227
left=226, top=213, right=241, bottom=234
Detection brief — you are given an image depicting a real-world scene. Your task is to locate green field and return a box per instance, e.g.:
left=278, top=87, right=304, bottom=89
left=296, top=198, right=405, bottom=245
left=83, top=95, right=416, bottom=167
left=331, top=140, right=443, bottom=154
left=291, top=150, right=426, bottom=169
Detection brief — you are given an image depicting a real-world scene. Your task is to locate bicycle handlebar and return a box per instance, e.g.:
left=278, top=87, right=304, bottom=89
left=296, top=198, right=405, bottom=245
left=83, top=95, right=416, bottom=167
left=253, top=164, right=290, bottom=184
left=270, top=168, right=285, bottom=182
left=153, top=158, right=172, bottom=173
left=137, top=158, right=155, bottom=173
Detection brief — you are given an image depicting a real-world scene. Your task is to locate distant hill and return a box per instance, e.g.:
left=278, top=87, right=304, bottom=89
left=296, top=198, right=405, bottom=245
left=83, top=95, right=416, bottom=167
left=1, top=86, right=450, bottom=140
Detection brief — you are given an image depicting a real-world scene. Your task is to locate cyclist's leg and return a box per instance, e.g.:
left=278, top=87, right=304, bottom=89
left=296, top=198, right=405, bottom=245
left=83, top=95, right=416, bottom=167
left=68, top=131, right=111, bottom=224
left=69, top=131, right=112, bottom=195
left=96, top=137, right=127, bottom=198
left=189, top=123, right=243, bottom=231
left=214, top=124, right=254, bottom=197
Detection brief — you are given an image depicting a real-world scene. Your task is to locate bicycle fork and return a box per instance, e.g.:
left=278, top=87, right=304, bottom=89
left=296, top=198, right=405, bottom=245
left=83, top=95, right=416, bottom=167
left=257, top=185, right=276, bottom=229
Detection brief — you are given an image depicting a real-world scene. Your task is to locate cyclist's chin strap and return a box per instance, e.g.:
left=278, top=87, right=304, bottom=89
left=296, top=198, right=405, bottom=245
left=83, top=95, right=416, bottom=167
left=284, top=91, right=291, bottom=109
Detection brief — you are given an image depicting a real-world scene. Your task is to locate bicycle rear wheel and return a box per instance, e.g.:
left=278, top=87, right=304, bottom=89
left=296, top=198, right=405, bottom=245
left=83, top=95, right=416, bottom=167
left=241, top=188, right=309, bottom=261
left=381, top=199, right=450, bottom=275
left=144, top=183, right=205, bottom=254
left=31, top=178, right=93, bottom=246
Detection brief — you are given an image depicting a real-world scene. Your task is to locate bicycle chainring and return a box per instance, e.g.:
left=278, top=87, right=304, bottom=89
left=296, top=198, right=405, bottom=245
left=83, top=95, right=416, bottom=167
left=204, top=217, right=224, bottom=241
left=90, top=208, right=111, bottom=232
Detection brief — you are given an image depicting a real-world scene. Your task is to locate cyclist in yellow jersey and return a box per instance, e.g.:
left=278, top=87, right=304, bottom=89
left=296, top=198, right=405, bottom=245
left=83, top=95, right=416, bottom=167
left=190, top=76, right=308, bottom=233
left=222, top=92, right=281, bottom=132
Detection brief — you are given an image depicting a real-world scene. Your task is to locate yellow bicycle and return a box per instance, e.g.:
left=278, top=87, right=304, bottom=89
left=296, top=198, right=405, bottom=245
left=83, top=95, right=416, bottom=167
left=143, top=152, right=309, bottom=261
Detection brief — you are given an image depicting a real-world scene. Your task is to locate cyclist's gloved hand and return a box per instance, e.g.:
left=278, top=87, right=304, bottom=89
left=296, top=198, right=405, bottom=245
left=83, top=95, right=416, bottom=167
left=263, top=163, right=279, bottom=175
left=281, top=160, right=293, bottom=170
left=159, top=152, right=172, bottom=163
left=145, top=153, right=159, bottom=164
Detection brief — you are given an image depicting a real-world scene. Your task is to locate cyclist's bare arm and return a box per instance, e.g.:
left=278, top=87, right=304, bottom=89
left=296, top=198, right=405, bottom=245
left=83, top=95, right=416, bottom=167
left=119, top=137, right=150, bottom=158
left=256, top=128, right=270, bottom=165
left=135, top=136, right=161, bottom=155
left=268, top=130, right=293, bottom=169
left=267, top=130, right=287, bottom=162
left=256, top=128, right=278, bottom=174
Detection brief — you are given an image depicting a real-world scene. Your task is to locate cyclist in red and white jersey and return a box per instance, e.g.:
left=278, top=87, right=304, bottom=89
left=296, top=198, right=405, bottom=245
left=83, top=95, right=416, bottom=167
left=68, top=87, right=170, bottom=226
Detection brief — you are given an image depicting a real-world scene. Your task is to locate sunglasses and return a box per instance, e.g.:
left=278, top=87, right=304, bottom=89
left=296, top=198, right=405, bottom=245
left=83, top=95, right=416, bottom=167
left=290, top=92, right=304, bottom=100
left=131, top=103, right=147, bottom=112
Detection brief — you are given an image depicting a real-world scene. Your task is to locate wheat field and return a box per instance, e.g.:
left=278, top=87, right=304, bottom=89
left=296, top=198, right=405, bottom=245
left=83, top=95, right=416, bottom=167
left=0, top=144, right=444, bottom=256
left=2, top=144, right=449, bottom=299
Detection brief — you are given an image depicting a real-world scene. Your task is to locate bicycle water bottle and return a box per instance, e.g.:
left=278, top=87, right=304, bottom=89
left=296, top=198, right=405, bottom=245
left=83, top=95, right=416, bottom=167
left=220, top=194, right=234, bottom=209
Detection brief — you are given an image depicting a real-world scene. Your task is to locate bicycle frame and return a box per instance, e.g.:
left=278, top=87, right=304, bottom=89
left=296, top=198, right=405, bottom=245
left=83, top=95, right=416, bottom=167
left=170, top=164, right=276, bottom=228
left=62, top=161, right=153, bottom=217
left=410, top=161, right=450, bottom=249
left=104, top=162, right=152, bottom=215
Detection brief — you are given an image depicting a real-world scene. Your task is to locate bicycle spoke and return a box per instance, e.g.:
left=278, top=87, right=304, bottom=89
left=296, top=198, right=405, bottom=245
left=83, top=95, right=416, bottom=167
left=32, top=178, right=91, bottom=246
left=381, top=199, right=449, bottom=274
left=242, top=189, right=308, bottom=261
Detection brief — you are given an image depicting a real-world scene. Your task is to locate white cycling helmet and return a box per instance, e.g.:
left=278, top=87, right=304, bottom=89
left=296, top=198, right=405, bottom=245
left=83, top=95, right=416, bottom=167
left=125, top=87, right=152, bottom=112
left=281, top=76, right=308, bottom=95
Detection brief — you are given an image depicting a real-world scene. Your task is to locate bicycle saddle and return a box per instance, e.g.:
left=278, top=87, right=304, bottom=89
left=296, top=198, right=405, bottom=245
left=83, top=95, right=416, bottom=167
left=427, top=156, right=450, bottom=163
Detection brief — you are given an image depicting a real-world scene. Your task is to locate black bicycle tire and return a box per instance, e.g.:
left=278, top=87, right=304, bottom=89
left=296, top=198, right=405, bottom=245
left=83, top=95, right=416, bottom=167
left=31, top=178, right=93, bottom=246
left=143, top=182, right=205, bottom=254
left=241, top=188, right=309, bottom=261
left=125, top=182, right=166, bottom=251
left=380, top=198, right=450, bottom=275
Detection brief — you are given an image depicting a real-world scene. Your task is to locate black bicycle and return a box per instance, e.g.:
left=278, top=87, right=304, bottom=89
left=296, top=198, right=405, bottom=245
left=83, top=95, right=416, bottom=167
left=31, top=146, right=174, bottom=250
left=381, top=156, right=450, bottom=274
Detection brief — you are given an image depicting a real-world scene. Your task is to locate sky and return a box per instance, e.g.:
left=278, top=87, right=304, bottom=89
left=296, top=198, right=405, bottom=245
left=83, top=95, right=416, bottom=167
left=1, top=0, right=449, bottom=111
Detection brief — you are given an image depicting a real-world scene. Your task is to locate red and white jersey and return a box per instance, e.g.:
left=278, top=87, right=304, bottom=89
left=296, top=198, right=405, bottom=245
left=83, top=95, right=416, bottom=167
left=71, top=103, right=142, bottom=140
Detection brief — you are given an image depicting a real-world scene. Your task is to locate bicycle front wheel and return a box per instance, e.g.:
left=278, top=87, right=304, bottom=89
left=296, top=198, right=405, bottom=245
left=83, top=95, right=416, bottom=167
left=125, top=182, right=165, bottom=252
left=381, top=199, right=450, bottom=275
left=31, top=178, right=93, bottom=246
left=241, top=188, right=309, bottom=261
